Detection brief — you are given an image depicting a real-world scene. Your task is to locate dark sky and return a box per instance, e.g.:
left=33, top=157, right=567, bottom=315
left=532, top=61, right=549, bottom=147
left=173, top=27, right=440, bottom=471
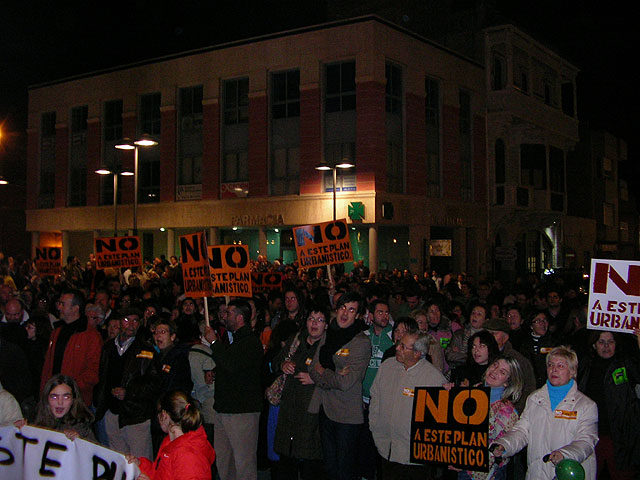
left=0, top=1, right=635, bottom=174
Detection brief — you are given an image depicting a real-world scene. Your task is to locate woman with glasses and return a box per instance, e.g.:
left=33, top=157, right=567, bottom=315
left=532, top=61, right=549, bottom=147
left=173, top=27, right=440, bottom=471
left=520, top=312, right=560, bottom=387
left=577, top=330, right=640, bottom=479
left=308, top=292, right=370, bottom=480
left=272, top=302, right=329, bottom=479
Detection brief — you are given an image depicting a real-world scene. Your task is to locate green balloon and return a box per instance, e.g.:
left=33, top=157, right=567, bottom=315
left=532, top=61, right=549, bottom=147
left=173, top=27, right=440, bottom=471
left=555, top=459, right=585, bottom=480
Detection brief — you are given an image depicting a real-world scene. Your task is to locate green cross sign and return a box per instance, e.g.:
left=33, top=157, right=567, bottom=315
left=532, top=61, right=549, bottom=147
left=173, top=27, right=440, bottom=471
left=348, top=202, right=365, bottom=221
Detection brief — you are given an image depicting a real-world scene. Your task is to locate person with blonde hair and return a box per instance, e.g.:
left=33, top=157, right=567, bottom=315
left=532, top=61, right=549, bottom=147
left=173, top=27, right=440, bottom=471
left=128, top=390, right=215, bottom=480
left=492, top=346, right=598, bottom=479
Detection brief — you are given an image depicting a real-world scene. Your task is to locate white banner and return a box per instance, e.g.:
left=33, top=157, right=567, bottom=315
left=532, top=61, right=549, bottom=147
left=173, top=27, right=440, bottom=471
left=0, top=425, right=140, bottom=480
left=588, top=258, right=640, bottom=334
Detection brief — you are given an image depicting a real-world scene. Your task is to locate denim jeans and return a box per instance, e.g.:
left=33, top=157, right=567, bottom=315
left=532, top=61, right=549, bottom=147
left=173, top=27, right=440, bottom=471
left=319, top=407, right=361, bottom=480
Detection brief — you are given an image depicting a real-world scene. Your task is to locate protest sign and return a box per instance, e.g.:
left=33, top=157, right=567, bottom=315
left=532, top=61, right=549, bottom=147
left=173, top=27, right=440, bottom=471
left=293, top=218, right=353, bottom=269
left=251, top=272, right=284, bottom=292
left=0, top=425, right=139, bottom=480
left=180, top=232, right=214, bottom=298
left=588, top=258, right=640, bottom=333
left=34, top=247, right=62, bottom=277
left=94, top=236, right=142, bottom=270
left=411, top=387, right=490, bottom=472
left=208, top=245, right=252, bottom=297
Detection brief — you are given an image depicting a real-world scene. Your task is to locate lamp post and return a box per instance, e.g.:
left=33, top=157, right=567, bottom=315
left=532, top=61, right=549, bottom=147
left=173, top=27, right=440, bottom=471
left=115, top=135, right=158, bottom=235
left=314, top=161, right=355, bottom=221
left=95, top=166, right=134, bottom=236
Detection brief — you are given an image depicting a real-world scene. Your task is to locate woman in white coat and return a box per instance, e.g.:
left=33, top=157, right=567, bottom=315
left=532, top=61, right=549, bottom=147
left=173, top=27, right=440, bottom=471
left=492, top=346, right=598, bottom=480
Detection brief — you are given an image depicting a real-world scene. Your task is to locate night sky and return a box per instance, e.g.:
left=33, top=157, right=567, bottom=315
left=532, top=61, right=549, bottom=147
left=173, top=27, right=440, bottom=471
left=0, top=1, right=635, bottom=179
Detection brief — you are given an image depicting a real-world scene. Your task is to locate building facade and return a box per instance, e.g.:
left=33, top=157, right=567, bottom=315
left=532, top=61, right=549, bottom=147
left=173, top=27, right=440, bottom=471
left=483, top=25, right=593, bottom=283
left=26, top=17, right=489, bottom=276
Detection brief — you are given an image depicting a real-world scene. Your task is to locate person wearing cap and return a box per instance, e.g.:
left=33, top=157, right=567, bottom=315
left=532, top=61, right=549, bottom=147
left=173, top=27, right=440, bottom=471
left=484, top=317, right=536, bottom=413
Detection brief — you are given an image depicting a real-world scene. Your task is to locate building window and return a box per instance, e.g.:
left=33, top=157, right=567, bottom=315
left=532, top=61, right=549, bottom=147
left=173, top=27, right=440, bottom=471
left=271, top=70, right=300, bottom=195
left=271, top=147, right=299, bottom=195
left=325, top=61, right=356, bottom=113
left=324, top=61, right=356, bottom=191
left=224, top=78, right=249, bottom=125
left=386, top=62, right=404, bottom=193
left=223, top=78, right=249, bottom=184
left=495, top=139, right=505, bottom=205
left=425, top=77, right=441, bottom=197
left=68, top=106, right=87, bottom=207
left=561, top=82, right=574, bottom=117
left=459, top=90, right=472, bottom=201
left=520, top=144, right=546, bottom=189
left=38, top=111, right=56, bottom=209
left=138, top=93, right=161, bottom=202
left=549, top=146, right=565, bottom=193
left=178, top=86, right=203, bottom=188
left=603, top=203, right=615, bottom=227
left=385, top=62, right=403, bottom=114
left=620, top=221, right=629, bottom=242
left=271, top=70, right=300, bottom=119
left=101, top=100, right=123, bottom=205
left=513, top=48, right=529, bottom=93
left=491, top=53, right=506, bottom=90
left=620, top=179, right=629, bottom=201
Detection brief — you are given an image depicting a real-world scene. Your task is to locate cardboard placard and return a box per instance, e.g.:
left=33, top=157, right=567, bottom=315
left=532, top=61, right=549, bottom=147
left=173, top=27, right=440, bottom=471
left=94, top=236, right=142, bottom=270
left=180, top=232, right=213, bottom=298
left=34, top=247, right=62, bottom=277
left=411, top=387, right=490, bottom=472
left=251, top=272, right=284, bottom=292
left=588, top=258, right=640, bottom=333
left=293, top=219, right=353, bottom=269
left=208, top=245, right=252, bottom=297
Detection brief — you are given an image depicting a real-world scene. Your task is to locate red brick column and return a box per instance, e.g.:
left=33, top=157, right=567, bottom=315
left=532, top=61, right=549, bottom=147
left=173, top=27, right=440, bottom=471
left=248, top=94, right=268, bottom=197
left=299, top=86, right=322, bottom=194
left=159, top=107, right=177, bottom=202
left=202, top=100, right=221, bottom=200
left=406, top=92, right=426, bottom=195
left=54, top=125, right=69, bottom=208
left=356, top=81, right=386, bottom=192
left=441, top=104, right=460, bottom=200
left=86, top=119, right=102, bottom=206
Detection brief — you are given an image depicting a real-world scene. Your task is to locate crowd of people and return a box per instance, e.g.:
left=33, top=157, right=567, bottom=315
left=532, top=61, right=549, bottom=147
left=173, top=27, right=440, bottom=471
left=1, top=251, right=640, bottom=480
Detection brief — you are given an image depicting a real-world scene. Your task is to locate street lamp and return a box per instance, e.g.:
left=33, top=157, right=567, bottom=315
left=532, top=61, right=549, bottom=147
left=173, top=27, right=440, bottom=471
left=315, top=160, right=355, bottom=221
left=95, top=166, right=134, bottom=236
left=115, top=134, right=158, bottom=235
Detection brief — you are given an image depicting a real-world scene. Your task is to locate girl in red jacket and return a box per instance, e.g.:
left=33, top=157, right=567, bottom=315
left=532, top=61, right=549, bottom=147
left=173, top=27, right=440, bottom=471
left=128, top=390, right=215, bottom=480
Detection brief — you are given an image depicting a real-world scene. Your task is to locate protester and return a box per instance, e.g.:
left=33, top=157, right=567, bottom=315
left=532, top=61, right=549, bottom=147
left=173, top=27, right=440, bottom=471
left=578, top=330, right=640, bottom=478
left=493, top=346, right=598, bottom=479
left=308, top=291, right=370, bottom=480
left=449, top=330, right=500, bottom=387
left=273, top=302, right=328, bottom=480
left=127, top=390, right=215, bottom=480
left=21, top=374, right=95, bottom=441
left=0, top=380, right=22, bottom=425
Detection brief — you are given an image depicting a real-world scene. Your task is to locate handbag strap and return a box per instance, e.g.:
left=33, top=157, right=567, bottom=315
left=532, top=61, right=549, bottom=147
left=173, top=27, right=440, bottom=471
left=286, top=333, right=301, bottom=360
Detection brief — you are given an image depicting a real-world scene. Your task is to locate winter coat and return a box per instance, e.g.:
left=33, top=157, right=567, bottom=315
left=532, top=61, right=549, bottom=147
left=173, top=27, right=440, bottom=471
left=519, top=332, right=560, bottom=387
left=578, top=352, right=640, bottom=469
left=495, top=381, right=598, bottom=480
left=369, top=357, right=446, bottom=464
left=40, top=316, right=103, bottom=406
left=273, top=330, right=324, bottom=460
left=308, top=330, right=370, bottom=424
left=138, top=426, right=215, bottom=480
left=211, top=324, right=263, bottom=414
left=94, top=335, right=159, bottom=427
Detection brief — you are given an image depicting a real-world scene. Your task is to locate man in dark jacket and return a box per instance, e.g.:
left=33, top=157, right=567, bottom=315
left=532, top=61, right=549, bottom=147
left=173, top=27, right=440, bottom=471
left=205, top=298, right=263, bottom=480
left=94, top=307, right=159, bottom=458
